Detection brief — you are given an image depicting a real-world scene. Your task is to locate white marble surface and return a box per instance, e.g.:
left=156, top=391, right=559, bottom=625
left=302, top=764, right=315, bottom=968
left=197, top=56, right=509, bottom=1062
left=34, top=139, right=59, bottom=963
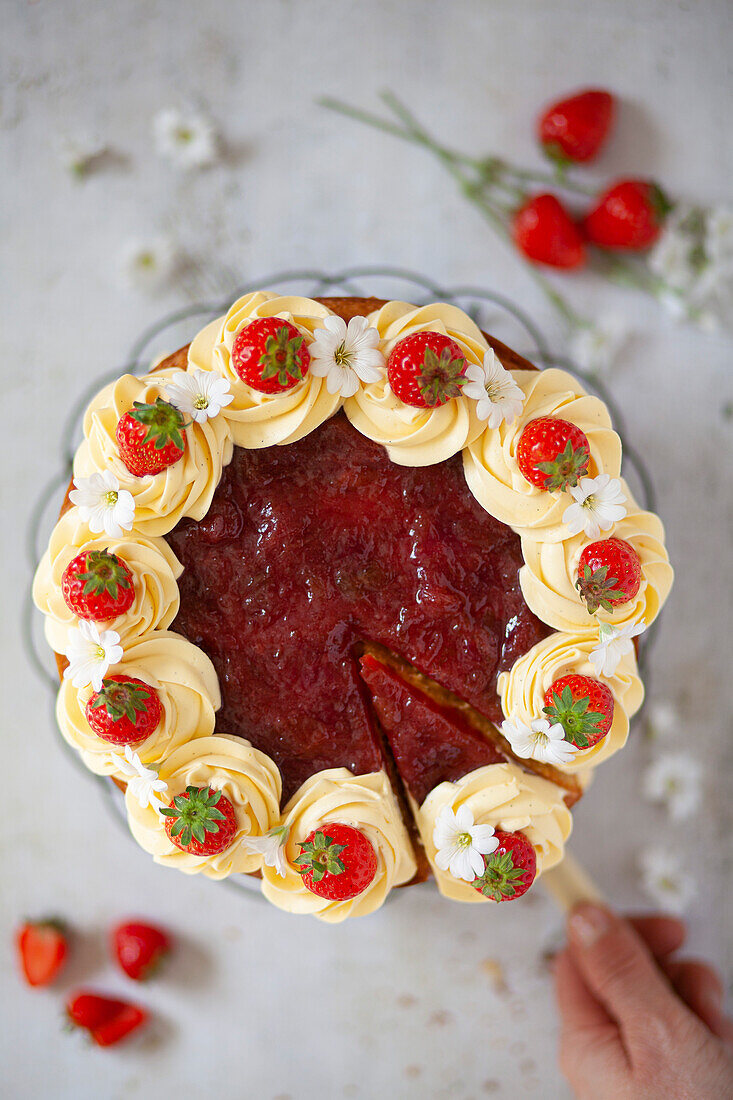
left=2, top=1, right=732, bottom=1097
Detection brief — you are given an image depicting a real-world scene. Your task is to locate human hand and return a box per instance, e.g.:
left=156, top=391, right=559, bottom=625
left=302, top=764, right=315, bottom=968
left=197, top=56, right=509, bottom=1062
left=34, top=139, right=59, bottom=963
left=554, top=902, right=733, bottom=1099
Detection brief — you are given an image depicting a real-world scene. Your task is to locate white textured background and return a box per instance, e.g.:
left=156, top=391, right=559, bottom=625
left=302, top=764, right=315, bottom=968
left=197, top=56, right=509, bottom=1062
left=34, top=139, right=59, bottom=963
left=2, top=1, right=732, bottom=1097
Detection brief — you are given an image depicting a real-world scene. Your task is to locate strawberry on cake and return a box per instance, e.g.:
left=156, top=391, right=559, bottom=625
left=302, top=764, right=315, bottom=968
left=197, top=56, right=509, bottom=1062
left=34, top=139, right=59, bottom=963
left=33, top=291, right=673, bottom=921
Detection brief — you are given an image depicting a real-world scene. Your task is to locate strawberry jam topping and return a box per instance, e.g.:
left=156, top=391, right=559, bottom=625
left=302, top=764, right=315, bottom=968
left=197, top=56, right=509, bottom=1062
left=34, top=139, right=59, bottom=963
left=165, top=414, right=548, bottom=803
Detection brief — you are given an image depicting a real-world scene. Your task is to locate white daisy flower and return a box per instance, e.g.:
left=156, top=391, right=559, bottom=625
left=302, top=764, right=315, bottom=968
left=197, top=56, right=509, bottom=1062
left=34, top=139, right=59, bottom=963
left=643, top=753, right=703, bottom=821
left=590, top=619, right=646, bottom=677
left=562, top=474, right=627, bottom=539
left=309, top=315, right=385, bottom=398
left=239, top=825, right=290, bottom=877
left=645, top=699, right=679, bottom=739
left=116, top=746, right=168, bottom=814
left=705, top=205, right=733, bottom=272
left=153, top=108, right=219, bottom=170
left=462, top=350, right=525, bottom=428
left=568, top=317, right=628, bottom=375
left=68, top=470, right=135, bottom=538
left=165, top=369, right=234, bottom=423
left=120, top=237, right=178, bottom=294
left=638, top=847, right=694, bottom=914
left=501, top=716, right=579, bottom=766
left=433, top=805, right=499, bottom=881
left=58, top=132, right=108, bottom=179
left=63, top=621, right=123, bottom=692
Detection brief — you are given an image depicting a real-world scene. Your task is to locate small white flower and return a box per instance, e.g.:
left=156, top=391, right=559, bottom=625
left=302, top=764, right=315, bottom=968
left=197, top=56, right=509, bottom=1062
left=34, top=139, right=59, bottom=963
left=462, top=350, right=525, bottom=428
left=501, top=716, right=579, bottom=766
left=120, top=237, right=178, bottom=294
left=309, top=315, right=386, bottom=398
left=590, top=619, right=646, bottom=677
left=638, top=847, right=694, bottom=914
left=643, top=754, right=703, bottom=821
left=433, top=805, right=499, bottom=881
left=58, top=132, right=108, bottom=179
left=645, top=699, right=679, bottom=739
left=568, top=318, right=628, bottom=375
left=153, top=108, right=219, bottom=170
left=165, top=369, right=234, bottom=423
left=116, top=745, right=168, bottom=814
left=68, top=470, right=135, bottom=538
left=562, top=474, right=627, bottom=539
left=704, top=206, right=733, bottom=271
left=239, top=825, right=290, bottom=877
left=63, top=621, right=123, bottom=692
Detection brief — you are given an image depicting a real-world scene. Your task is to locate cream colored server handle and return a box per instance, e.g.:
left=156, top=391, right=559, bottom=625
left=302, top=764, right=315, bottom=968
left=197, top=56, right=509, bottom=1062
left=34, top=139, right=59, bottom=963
left=542, top=852, right=606, bottom=913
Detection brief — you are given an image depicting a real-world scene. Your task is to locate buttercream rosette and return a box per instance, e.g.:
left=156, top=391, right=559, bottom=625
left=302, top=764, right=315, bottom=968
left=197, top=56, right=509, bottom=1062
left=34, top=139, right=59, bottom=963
left=519, top=484, right=673, bottom=634
left=188, top=292, right=342, bottom=448
left=463, top=368, right=622, bottom=542
left=416, top=763, right=573, bottom=903
left=343, top=301, right=488, bottom=465
left=73, top=369, right=233, bottom=537
left=56, top=630, right=220, bottom=776
left=261, top=769, right=417, bottom=922
left=498, top=631, right=644, bottom=772
left=125, top=735, right=282, bottom=878
left=33, top=508, right=182, bottom=652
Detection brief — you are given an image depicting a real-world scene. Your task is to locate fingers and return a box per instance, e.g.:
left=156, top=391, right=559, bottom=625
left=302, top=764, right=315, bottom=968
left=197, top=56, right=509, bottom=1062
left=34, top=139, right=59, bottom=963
left=627, top=913, right=686, bottom=958
left=554, top=948, right=629, bottom=1096
left=567, top=902, right=692, bottom=1057
left=664, top=959, right=733, bottom=1044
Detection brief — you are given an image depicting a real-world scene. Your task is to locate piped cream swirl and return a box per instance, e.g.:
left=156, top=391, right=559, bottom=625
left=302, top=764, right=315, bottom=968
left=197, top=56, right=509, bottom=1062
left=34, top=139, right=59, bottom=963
left=498, top=631, right=644, bottom=772
left=193, top=292, right=341, bottom=447
left=343, top=301, right=487, bottom=465
left=33, top=508, right=182, bottom=652
left=463, top=368, right=622, bottom=541
left=56, top=630, right=220, bottom=776
left=261, top=769, right=417, bottom=922
left=519, top=483, right=674, bottom=633
left=125, top=735, right=282, bottom=879
left=73, top=369, right=233, bottom=537
left=416, top=763, right=572, bottom=903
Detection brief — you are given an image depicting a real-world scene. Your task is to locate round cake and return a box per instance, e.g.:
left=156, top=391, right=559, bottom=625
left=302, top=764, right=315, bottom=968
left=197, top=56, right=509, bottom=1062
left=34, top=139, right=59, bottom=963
left=33, top=291, right=673, bottom=921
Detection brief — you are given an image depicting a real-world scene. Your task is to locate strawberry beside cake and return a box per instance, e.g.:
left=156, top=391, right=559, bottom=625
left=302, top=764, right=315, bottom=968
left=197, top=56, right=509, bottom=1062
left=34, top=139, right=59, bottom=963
left=33, top=291, right=673, bottom=921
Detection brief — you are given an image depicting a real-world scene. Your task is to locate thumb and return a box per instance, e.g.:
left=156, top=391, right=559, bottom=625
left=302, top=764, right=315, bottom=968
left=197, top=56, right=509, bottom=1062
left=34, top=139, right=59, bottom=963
left=567, top=902, right=691, bottom=1053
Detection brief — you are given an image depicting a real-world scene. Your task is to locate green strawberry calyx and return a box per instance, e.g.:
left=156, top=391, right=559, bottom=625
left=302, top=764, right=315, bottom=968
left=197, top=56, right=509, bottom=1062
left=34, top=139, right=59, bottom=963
left=294, top=830, right=346, bottom=882
left=258, top=325, right=307, bottom=387
left=90, top=678, right=152, bottom=724
left=536, top=439, right=589, bottom=491
left=77, top=550, right=132, bottom=600
left=543, top=685, right=606, bottom=749
left=417, top=345, right=467, bottom=406
left=472, top=850, right=528, bottom=902
left=160, top=786, right=227, bottom=848
left=130, top=398, right=187, bottom=452
left=576, top=563, right=627, bottom=615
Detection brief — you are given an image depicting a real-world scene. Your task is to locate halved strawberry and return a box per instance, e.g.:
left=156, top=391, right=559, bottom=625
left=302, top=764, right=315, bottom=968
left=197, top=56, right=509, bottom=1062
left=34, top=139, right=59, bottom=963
left=543, top=674, right=614, bottom=749
left=86, top=676, right=162, bottom=745
left=161, top=786, right=237, bottom=856
left=295, top=822, right=377, bottom=902
left=112, top=921, right=170, bottom=981
left=16, top=919, right=68, bottom=987
left=387, top=331, right=467, bottom=408
left=66, top=991, right=147, bottom=1047
left=231, top=317, right=311, bottom=394
left=116, top=398, right=187, bottom=477
left=61, top=549, right=134, bottom=621
left=471, top=831, right=536, bottom=902
left=516, top=416, right=590, bottom=491
left=576, top=537, right=642, bottom=614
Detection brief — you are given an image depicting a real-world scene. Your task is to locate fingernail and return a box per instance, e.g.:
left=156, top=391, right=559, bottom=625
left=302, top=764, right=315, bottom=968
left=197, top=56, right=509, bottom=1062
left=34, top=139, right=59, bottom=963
left=569, top=902, right=612, bottom=947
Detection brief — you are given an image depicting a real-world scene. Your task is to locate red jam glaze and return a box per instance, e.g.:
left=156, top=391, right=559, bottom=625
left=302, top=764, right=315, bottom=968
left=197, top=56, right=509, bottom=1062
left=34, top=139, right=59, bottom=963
left=359, top=655, right=507, bottom=805
left=165, top=414, right=549, bottom=803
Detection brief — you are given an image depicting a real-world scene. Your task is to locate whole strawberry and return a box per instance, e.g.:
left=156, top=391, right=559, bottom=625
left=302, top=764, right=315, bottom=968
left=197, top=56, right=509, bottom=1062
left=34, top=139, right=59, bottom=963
left=161, top=785, right=238, bottom=856
left=538, top=88, right=615, bottom=165
left=471, top=831, right=536, bottom=902
left=513, top=194, right=585, bottom=269
left=66, top=991, right=147, bottom=1047
left=387, top=331, right=467, bottom=408
left=61, top=549, right=134, bottom=621
left=86, top=676, right=162, bottom=745
left=231, top=317, right=311, bottom=394
left=516, top=416, right=590, bottom=491
left=583, top=179, right=671, bottom=251
left=576, top=537, right=642, bottom=614
left=543, top=674, right=615, bottom=749
left=116, top=398, right=187, bottom=477
left=295, top=822, right=378, bottom=901
left=16, top=919, right=68, bottom=987
left=112, top=920, right=170, bottom=981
